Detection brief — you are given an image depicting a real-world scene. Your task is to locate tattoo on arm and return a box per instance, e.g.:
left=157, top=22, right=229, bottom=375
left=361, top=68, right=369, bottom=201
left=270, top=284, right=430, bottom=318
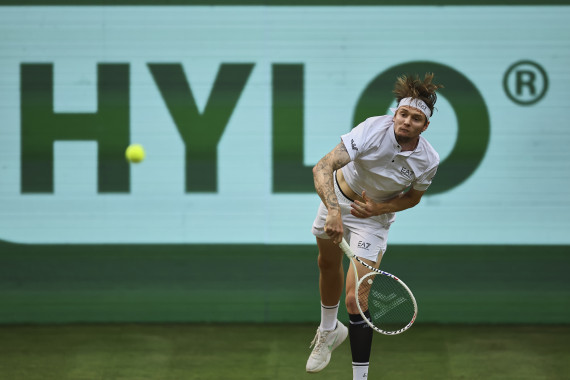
left=313, top=142, right=351, bottom=212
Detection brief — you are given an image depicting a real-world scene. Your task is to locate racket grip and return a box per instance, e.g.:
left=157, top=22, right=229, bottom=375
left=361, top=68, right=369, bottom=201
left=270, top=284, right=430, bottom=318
left=339, top=238, right=351, bottom=255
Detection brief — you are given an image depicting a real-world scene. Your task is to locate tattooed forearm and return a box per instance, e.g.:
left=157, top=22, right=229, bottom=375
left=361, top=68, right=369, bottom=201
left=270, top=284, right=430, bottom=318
left=312, top=142, right=351, bottom=212
left=314, top=158, right=339, bottom=210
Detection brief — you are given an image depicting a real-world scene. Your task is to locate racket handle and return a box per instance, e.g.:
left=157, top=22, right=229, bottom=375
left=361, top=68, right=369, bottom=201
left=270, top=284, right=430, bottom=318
left=339, top=238, right=352, bottom=256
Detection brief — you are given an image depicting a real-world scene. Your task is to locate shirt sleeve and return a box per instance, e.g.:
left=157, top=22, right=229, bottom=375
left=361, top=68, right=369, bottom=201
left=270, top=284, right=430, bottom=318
left=413, top=163, right=438, bottom=191
left=340, top=117, right=381, bottom=161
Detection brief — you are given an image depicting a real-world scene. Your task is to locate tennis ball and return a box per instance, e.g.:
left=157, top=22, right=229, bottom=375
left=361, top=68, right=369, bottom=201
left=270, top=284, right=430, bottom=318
left=125, top=144, right=145, bottom=163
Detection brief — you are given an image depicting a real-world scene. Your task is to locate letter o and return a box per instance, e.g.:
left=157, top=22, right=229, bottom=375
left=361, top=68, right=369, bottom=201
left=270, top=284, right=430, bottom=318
left=353, top=61, right=490, bottom=195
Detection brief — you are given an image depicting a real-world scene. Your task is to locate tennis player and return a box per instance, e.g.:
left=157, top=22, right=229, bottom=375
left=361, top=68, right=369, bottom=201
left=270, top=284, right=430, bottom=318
left=306, top=73, right=443, bottom=379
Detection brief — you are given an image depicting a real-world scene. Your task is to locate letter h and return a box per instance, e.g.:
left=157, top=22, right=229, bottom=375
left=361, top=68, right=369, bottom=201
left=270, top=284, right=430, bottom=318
left=20, top=63, right=130, bottom=193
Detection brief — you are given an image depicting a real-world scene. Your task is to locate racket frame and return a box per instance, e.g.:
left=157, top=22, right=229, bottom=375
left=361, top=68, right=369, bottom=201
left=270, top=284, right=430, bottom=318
left=339, top=238, right=417, bottom=335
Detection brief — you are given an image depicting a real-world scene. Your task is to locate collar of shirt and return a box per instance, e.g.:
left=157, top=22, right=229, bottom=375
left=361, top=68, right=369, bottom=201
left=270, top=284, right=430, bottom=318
left=387, top=123, right=424, bottom=157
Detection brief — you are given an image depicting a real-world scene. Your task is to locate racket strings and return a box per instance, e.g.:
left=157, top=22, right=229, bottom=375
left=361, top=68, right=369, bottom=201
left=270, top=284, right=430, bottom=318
left=358, top=273, right=415, bottom=331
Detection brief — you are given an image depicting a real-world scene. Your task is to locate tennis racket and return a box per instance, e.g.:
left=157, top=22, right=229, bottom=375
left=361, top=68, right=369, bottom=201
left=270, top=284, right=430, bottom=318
left=339, top=238, right=417, bottom=335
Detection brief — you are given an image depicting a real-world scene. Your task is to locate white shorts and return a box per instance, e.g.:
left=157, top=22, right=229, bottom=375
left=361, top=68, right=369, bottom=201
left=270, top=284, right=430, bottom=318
left=311, top=172, right=395, bottom=262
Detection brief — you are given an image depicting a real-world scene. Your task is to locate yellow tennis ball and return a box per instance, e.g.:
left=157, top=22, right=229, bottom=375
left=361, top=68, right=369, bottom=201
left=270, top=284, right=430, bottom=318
left=125, top=144, right=145, bottom=163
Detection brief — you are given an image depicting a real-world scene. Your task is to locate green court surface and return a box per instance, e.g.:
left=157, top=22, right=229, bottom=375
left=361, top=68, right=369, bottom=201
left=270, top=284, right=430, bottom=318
left=0, top=323, right=568, bottom=380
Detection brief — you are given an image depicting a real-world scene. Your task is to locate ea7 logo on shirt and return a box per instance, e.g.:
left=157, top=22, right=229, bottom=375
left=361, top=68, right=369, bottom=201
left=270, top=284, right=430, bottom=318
left=400, top=166, right=413, bottom=179
left=351, top=139, right=358, bottom=151
left=357, top=241, right=371, bottom=250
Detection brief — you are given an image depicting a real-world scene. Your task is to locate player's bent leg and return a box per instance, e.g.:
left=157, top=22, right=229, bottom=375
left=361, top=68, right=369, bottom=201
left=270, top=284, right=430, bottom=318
left=306, top=320, right=349, bottom=373
left=345, top=254, right=381, bottom=314
left=346, top=254, right=381, bottom=380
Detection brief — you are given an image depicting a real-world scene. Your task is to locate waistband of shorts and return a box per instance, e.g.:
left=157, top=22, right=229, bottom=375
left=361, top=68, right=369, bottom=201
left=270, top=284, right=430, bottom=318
left=334, top=170, right=354, bottom=202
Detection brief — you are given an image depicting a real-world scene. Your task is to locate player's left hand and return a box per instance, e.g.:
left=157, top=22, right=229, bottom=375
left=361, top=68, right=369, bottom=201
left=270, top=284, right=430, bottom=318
left=350, top=191, right=377, bottom=218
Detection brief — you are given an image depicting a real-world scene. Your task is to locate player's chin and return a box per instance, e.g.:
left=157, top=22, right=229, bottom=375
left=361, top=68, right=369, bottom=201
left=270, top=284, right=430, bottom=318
left=396, top=131, right=411, bottom=140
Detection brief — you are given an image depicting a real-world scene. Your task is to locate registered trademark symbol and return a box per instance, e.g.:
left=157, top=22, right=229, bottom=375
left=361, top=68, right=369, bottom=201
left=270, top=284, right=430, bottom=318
left=503, top=60, right=548, bottom=106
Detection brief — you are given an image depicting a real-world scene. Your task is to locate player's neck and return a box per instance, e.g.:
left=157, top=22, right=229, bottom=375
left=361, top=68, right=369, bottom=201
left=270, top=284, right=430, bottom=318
left=395, top=135, right=419, bottom=151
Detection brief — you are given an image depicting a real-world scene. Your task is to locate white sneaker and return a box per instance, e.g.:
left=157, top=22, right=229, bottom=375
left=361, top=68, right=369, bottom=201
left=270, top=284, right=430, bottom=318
left=306, top=321, right=348, bottom=373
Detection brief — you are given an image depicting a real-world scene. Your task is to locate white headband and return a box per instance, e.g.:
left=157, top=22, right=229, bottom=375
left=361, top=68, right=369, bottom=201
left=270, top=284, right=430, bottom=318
left=390, top=97, right=431, bottom=120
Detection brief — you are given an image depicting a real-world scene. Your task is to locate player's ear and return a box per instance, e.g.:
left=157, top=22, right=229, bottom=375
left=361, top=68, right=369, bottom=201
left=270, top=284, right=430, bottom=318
left=422, top=121, right=430, bottom=133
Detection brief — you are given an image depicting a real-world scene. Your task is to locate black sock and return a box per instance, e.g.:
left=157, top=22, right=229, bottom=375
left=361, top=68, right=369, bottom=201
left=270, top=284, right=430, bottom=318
left=348, top=311, right=373, bottom=365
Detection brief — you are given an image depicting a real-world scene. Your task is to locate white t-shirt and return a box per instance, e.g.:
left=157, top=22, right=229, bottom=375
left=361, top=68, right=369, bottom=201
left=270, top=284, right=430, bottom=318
left=340, top=115, right=439, bottom=203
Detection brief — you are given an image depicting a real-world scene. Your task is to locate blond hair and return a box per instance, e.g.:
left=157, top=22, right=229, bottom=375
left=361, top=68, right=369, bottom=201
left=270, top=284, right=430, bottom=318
left=393, top=73, right=443, bottom=117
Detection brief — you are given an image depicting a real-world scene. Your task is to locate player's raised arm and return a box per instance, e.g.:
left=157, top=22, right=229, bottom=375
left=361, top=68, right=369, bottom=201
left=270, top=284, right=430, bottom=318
left=312, top=142, right=351, bottom=243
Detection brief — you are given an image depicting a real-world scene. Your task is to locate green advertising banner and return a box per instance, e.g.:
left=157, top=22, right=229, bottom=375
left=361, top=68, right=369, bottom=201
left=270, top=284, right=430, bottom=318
left=1, top=5, right=568, bottom=246
left=0, top=4, right=569, bottom=324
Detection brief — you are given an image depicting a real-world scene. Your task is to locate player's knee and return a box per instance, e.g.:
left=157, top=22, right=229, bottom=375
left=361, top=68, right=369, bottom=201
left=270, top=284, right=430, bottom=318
left=317, top=253, right=340, bottom=273
left=345, top=292, right=359, bottom=314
